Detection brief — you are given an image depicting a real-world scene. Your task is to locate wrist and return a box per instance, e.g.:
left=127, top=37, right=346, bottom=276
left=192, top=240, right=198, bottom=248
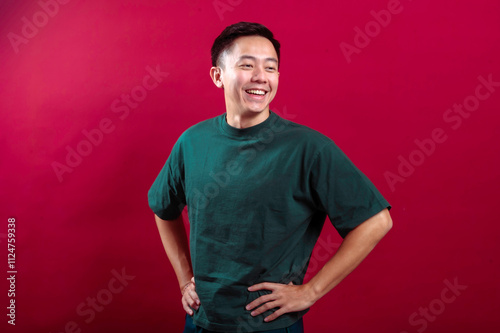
left=181, top=281, right=194, bottom=295
left=303, top=282, right=320, bottom=305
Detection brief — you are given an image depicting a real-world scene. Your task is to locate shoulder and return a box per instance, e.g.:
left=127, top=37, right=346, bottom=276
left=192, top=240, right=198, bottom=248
left=274, top=113, right=334, bottom=149
left=177, top=114, right=221, bottom=142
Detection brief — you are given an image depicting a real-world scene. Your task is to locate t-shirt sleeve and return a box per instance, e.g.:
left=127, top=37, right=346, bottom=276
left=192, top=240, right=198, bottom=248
left=310, top=141, right=391, bottom=238
left=148, top=138, right=186, bottom=220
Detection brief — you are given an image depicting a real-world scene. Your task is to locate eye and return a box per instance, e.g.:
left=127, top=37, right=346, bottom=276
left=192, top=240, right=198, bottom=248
left=266, top=67, right=277, bottom=72
left=240, top=64, right=253, bottom=68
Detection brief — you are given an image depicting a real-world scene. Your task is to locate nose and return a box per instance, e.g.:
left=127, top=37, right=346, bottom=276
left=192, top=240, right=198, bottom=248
left=251, top=66, right=267, bottom=83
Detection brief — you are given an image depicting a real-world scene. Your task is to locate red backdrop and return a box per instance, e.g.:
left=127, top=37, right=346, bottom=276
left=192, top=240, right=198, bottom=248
left=1, top=0, right=499, bottom=332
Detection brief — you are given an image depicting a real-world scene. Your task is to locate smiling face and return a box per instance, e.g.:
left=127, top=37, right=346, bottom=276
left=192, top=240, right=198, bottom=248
left=210, top=35, right=279, bottom=121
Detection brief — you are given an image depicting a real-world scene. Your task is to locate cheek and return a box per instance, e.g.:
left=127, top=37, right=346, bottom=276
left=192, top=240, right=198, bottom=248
left=270, top=78, right=279, bottom=92
left=236, top=73, right=251, bottom=87
left=227, top=74, right=246, bottom=92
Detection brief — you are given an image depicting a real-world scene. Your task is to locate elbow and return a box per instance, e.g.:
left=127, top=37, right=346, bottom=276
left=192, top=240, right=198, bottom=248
left=379, top=208, right=393, bottom=235
left=345, top=208, right=392, bottom=240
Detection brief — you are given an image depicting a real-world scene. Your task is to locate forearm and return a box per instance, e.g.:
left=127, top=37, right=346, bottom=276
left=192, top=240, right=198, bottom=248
left=155, top=213, right=193, bottom=292
left=306, top=208, right=393, bottom=302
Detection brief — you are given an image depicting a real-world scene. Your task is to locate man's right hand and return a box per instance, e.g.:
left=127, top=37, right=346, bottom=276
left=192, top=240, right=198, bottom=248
left=154, top=214, right=199, bottom=315
left=182, top=277, right=200, bottom=315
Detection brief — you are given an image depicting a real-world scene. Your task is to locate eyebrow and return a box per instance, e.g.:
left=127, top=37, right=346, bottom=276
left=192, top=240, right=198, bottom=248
left=238, top=55, right=278, bottom=64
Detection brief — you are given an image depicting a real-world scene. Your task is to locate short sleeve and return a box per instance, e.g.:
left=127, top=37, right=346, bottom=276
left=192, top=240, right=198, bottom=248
left=310, top=141, right=391, bottom=238
left=148, top=138, right=186, bottom=220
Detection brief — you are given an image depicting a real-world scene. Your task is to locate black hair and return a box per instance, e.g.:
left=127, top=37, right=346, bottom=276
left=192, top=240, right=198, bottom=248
left=211, top=22, right=281, bottom=69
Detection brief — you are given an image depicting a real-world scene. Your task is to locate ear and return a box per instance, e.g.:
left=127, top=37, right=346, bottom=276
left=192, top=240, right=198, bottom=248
left=210, top=66, right=224, bottom=89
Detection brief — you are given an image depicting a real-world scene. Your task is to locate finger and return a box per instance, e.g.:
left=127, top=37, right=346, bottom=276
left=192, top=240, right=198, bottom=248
left=191, top=277, right=195, bottom=283
left=264, top=307, right=286, bottom=322
left=250, top=300, right=280, bottom=317
left=246, top=294, right=275, bottom=311
left=187, top=288, right=201, bottom=305
left=184, top=290, right=199, bottom=310
left=182, top=296, right=194, bottom=316
left=248, top=282, right=275, bottom=292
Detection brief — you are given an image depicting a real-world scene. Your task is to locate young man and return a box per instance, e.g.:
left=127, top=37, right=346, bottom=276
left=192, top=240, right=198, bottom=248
left=148, top=22, right=392, bottom=333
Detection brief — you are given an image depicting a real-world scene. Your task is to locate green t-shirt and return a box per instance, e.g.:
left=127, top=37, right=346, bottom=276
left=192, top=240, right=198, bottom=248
left=148, top=111, right=390, bottom=332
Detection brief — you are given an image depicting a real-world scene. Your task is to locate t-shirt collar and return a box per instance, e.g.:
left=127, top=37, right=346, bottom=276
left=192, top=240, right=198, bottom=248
left=220, top=110, right=278, bottom=139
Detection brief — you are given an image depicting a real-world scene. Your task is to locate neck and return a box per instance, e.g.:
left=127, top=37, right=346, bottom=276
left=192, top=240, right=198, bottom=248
left=225, top=109, right=270, bottom=129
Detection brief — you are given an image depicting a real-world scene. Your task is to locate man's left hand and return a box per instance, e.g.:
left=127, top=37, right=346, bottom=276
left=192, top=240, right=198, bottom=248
left=246, top=281, right=315, bottom=322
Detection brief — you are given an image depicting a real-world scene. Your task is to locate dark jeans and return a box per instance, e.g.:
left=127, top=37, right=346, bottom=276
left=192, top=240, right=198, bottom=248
left=182, top=314, right=304, bottom=333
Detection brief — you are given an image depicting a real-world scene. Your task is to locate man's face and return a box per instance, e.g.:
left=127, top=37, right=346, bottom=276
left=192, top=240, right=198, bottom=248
left=217, top=35, right=279, bottom=116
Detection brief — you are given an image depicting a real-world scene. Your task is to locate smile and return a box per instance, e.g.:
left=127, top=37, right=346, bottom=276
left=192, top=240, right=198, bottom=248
left=245, top=89, right=267, bottom=96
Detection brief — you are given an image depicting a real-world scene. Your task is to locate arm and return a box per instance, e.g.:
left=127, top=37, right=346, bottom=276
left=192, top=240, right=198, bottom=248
left=247, top=208, right=393, bottom=322
left=155, top=213, right=200, bottom=315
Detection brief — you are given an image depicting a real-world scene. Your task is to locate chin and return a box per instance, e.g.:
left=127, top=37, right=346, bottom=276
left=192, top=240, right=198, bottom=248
left=245, top=109, right=268, bottom=115
left=245, top=104, right=270, bottom=113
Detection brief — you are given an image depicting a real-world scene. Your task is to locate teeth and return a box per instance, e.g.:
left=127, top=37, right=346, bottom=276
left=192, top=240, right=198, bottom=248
left=246, top=89, right=266, bottom=95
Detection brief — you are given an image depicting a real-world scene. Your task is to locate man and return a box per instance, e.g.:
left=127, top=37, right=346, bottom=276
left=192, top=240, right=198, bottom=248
left=148, top=22, right=392, bottom=333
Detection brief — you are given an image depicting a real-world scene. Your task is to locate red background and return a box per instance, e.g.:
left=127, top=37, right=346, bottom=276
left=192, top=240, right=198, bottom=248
left=1, top=0, right=499, bottom=332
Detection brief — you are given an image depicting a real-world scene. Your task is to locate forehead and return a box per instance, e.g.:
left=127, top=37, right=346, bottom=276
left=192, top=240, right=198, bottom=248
left=226, top=35, right=278, bottom=62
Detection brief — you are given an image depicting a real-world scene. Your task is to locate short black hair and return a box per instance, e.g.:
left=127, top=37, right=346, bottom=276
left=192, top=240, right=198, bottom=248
left=211, top=22, right=281, bottom=69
